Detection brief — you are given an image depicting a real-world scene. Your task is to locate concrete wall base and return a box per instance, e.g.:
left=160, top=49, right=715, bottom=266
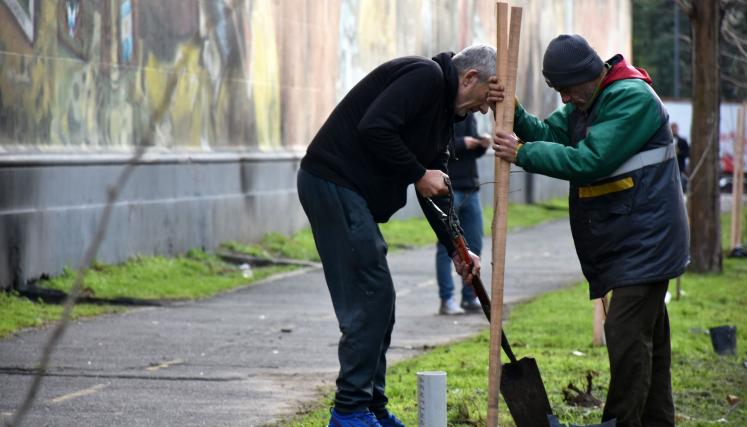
left=0, top=152, right=307, bottom=290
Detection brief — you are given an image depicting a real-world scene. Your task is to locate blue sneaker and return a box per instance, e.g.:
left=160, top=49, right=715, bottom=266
left=377, top=412, right=406, bottom=427
left=328, top=408, right=382, bottom=427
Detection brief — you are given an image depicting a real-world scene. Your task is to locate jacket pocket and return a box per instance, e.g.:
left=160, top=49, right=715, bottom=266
left=575, top=176, right=636, bottom=217
left=570, top=178, right=637, bottom=267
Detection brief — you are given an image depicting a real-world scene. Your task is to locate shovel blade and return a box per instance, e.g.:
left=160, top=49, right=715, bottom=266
left=500, top=357, right=553, bottom=427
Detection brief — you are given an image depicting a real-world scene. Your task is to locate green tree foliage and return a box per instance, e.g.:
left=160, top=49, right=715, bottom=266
left=632, top=0, right=747, bottom=101
left=633, top=0, right=692, bottom=98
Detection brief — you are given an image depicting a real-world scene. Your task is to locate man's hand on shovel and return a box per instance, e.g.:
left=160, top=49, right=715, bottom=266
left=415, top=169, right=450, bottom=198
left=452, top=249, right=480, bottom=285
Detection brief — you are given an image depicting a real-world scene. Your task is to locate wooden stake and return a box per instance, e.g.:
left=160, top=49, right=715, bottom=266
left=488, top=3, right=521, bottom=426
left=731, top=102, right=745, bottom=252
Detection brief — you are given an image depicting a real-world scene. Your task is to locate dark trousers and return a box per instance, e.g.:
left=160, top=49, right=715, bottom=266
left=297, top=169, right=395, bottom=416
left=602, top=281, right=674, bottom=427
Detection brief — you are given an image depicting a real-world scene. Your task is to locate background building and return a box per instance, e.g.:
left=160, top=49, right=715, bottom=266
left=0, top=0, right=632, bottom=290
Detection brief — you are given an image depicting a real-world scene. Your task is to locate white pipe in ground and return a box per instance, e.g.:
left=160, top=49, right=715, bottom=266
left=417, top=371, right=447, bottom=427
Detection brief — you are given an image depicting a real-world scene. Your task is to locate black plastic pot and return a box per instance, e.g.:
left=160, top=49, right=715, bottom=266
left=709, top=325, right=737, bottom=356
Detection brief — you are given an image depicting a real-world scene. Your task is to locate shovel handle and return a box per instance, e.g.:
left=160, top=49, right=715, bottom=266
left=472, top=274, right=518, bottom=364
left=454, top=235, right=518, bottom=364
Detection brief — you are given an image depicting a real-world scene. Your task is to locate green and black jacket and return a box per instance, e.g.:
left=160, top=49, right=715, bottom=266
left=514, top=55, right=690, bottom=298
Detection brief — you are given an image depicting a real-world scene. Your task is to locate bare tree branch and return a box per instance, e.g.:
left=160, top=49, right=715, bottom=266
left=723, top=26, right=747, bottom=59
left=675, top=0, right=694, bottom=17
left=721, top=0, right=747, bottom=10
left=722, top=10, right=747, bottom=40
left=721, top=50, right=747, bottom=66
left=688, top=130, right=719, bottom=193
left=677, top=33, right=692, bottom=45
left=723, top=25, right=747, bottom=48
left=721, top=73, right=747, bottom=89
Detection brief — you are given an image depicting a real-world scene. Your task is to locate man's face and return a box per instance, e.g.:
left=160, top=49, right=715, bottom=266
left=455, top=70, right=491, bottom=116
left=556, top=79, right=598, bottom=109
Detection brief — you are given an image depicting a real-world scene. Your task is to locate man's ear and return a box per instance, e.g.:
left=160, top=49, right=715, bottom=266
left=462, top=69, right=479, bottom=86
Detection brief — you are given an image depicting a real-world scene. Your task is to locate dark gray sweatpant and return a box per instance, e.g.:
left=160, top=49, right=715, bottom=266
left=297, top=168, right=395, bottom=416
left=602, top=281, right=674, bottom=427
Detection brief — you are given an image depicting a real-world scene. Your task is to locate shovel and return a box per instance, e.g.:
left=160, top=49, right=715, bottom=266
left=425, top=195, right=553, bottom=426
left=470, top=273, right=554, bottom=427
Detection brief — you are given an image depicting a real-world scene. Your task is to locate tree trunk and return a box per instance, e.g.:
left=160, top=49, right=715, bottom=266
left=687, top=0, right=722, bottom=272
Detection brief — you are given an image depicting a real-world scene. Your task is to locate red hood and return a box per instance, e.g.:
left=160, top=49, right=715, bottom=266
left=600, top=54, right=653, bottom=91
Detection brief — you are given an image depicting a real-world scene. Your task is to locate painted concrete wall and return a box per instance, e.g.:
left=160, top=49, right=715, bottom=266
left=0, top=0, right=631, bottom=150
left=0, top=0, right=631, bottom=289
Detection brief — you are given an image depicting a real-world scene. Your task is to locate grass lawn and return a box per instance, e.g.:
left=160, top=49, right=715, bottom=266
left=0, top=250, right=296, bottom=339
left=279, top=213, right=747, bottom=427
left=1, top=199, right=568, bottom=339
left=39, top=249, right=294, bottom=301
left=0, top=293, right=119, bottom=339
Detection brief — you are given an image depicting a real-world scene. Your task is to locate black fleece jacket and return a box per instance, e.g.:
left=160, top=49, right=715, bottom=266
left=301, top=52, right=462, bottom=255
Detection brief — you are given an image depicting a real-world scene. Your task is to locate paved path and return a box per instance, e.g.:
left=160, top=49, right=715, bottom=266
left=0, top=220, right=582, bottom=427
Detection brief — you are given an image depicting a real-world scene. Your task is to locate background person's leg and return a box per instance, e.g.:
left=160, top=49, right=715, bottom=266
left=435, top=242, right=462, bottom=314
left=436, top=190, right=469, bottom=315
left=457, top=190, right=483, bottom=304
left=435, top=242, right=454, bottom=301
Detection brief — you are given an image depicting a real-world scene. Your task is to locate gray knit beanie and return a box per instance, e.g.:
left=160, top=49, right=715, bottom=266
left=542, top=34, right=603, bottom=88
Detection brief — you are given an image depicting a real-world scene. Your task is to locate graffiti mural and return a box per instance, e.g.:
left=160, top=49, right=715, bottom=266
left=118, top=0, right=134, bottom=63
left=57, top=0, right=93, bottom=59
left=2, top=0, right=34, bottom=42
left=0, top=0, right=632, bottom=153
left=248, top=0, right=280, bottom=150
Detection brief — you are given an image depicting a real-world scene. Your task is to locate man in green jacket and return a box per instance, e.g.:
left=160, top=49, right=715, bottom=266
left=493, top=34, right=689, bottom=427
